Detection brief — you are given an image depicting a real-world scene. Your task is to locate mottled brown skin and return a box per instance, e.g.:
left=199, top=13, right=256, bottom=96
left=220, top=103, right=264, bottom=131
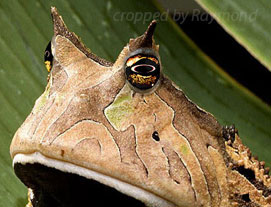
left=10, top=7, right=271, bottom=207
left=225, top=131, right=271, bottom=206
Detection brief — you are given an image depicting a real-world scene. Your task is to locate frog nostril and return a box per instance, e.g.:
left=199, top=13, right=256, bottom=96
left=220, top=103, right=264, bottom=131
left=152, top=131, right=160, bottom=141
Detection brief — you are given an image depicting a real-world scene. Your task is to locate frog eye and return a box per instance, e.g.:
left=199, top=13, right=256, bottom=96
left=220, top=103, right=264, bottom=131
left=125, top=54, right=160, bottom=93
left=44, top=41, right=53, bottom=73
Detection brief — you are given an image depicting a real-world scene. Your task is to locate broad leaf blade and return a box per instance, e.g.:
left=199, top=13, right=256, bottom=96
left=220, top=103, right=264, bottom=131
left=195, top=0, right=271, bottom=71
left=0, top=0, right=270, bottom=206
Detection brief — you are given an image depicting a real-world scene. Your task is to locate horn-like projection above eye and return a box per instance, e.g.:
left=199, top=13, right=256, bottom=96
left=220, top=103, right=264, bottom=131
left=10, top=7, right=271, bottom=207
left=44, top=41, right=53, bottom=73
left=125, top=53, right=160, bottom=93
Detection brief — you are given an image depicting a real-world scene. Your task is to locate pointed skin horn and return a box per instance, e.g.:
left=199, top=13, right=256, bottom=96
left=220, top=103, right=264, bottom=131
left=142, top=20, right=157, bottom=47
left=50, top=7, right=113, bottom=67
left=129, top=20, right=157, bottom=52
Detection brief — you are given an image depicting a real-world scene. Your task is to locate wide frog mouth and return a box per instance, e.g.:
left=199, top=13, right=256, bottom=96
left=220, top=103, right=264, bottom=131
left=13, top=152, right=176, bottom=207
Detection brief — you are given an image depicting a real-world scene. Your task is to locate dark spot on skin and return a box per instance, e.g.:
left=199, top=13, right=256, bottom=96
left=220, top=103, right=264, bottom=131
left=241, top=194, right=251, bottom=202
left=234, top=166, right=255, bottom=181
left=152, top=131, right=160, bottom=141
left=231, top=193, right=258, bottom=207
left=61, top=150, right=65, bottom=157
left=132, top=91, right=136, bottom=98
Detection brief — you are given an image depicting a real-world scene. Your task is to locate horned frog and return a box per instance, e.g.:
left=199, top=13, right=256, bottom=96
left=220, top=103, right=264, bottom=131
left=10, top=7, right=271, bottom=207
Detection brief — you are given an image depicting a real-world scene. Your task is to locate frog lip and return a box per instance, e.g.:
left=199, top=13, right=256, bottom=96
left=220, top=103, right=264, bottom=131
left=13, top=152, right=176, bottom=207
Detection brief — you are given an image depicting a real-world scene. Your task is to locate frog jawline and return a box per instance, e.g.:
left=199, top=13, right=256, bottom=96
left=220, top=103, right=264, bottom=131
left=13, top=152, right=176, bottom=207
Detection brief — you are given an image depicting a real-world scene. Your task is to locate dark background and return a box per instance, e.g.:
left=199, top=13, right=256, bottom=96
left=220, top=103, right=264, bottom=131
left=175, top=13, right=271, bottom=105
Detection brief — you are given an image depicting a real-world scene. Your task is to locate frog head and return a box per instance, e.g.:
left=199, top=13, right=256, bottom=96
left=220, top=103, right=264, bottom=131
left=10, top=7, right=271, bottom=207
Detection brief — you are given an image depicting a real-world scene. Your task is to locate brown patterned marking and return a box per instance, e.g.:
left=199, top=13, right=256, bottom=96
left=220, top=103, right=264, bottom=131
left=102, top=86, right=148, bottom=175
left=41, top=70, right=125, bottom=144
left=105, top=87, right=210, bottom=206
left=48, top=119, right=101, bottom=145
left=51, top=7, right=113, bottom=67
left=133, top=125, right=149, bottom=178
left=73, top=138, right=102, bottom=155
left=106, top=124, right=150, bottom=179
left=34, top=69, right=149, bottom=180
left=176, top=130, right=212, bottom=203
left=175, top=151, right=198, bottom=202
left=51, top=119, right=120, bottom=162
left=150, top=91, right=212, bottom=205
left=161, top=146, right=197, bottom=202
left=161, top=147, right=178, bottom=184
left=27, top=93, right=55, bottom=139
left=156, top=76, right=224, bottom=206
left=33, top=34, right=116, bottom=144
left=208, top=146, right=229, bottom=206
left=28, top=62, right=68, bottom=140
left=49, top=63, right=68, bottom=96
left=38, top=96, right=74, bottom=144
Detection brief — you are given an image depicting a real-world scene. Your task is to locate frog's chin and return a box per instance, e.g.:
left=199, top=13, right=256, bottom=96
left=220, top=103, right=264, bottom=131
left=13, top=152, right=176, bottom=207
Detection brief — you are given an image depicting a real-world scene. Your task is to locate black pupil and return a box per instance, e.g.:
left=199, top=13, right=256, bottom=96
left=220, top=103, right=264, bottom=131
left=133, top=65, right=154, bottom=73
left=44, top=41, right=53, bottom=62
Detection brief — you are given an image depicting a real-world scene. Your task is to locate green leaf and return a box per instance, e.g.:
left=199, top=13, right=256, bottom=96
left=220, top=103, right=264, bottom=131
left=195, top=0, right=271, bottom=71
left=0, top=0, right=270, bottom=205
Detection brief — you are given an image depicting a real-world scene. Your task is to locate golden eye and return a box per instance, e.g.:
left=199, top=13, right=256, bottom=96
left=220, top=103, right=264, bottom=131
left=125, top=54, right=160, bottom=93
left=44, top=41, right=53, bottom=73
